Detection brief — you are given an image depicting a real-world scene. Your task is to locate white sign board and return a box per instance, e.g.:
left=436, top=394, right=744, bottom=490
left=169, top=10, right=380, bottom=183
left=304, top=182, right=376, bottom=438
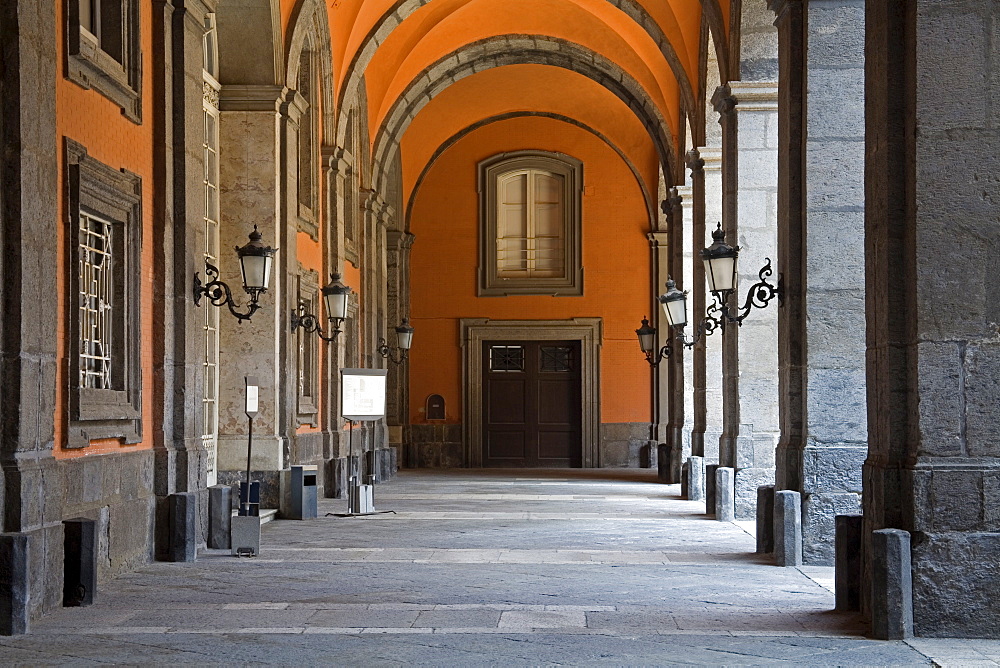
left=341, top=368, right=388, bottom=421
left=245, top=376, right=259, bottom=417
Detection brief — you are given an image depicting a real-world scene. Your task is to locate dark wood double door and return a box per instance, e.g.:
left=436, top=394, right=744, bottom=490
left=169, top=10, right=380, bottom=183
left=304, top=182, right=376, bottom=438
left=482, top=340, right=582, bottom=467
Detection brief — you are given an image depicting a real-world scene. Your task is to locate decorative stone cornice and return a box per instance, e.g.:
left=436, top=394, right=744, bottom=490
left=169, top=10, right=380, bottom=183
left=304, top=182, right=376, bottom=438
left=202, top=81, right=219, bottom=109
left=219, top=85, right=285, bottom=112
left=728, top=81, right=779, bottom=111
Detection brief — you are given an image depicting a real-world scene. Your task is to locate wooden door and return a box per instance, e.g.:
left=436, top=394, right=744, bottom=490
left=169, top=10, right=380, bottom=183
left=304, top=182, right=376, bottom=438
left=482, top=340, right=582, bottom=467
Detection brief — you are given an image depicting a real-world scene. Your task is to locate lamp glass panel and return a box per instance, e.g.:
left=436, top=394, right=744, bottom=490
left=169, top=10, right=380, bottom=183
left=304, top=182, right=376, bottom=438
left=662, top=298, right=687, bottom=328
left=637, top=330, right=654, bottom=353
left=325, top=292, right=349, bottom=320
left=704, top=256, right=736, bottom=293
left=397, top=329, right=414, bottom=350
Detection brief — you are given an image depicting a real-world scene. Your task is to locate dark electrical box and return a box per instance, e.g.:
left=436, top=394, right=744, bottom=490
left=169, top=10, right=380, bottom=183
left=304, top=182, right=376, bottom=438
left=426, top=394, right=445, bottom=420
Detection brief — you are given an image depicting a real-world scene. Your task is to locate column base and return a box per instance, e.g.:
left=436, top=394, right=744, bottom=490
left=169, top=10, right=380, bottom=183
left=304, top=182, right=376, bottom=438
left=734, top=467, right=775, bottom=520
left=802, top=491, right=861, bottom=565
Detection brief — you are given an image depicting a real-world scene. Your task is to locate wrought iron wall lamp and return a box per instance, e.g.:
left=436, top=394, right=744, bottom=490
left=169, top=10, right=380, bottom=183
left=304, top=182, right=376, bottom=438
left=378, top=319, right=414, bottom=365
left=290, top=273, right=351, bottom=341
left=194, top=225, right=277, bottom=322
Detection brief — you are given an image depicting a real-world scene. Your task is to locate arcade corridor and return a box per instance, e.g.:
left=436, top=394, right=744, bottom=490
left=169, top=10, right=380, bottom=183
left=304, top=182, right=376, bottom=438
left=1, top=471, right=989, bottom=665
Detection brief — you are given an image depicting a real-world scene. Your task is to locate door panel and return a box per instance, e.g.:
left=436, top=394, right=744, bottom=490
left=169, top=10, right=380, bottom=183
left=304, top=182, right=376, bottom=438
left=483, top=340, right=581, bottom=467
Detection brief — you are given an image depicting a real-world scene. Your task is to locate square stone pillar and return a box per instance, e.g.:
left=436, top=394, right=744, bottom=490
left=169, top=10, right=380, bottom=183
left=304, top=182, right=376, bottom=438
left=864, top=0, right=1000, bottom=638
left=769, top=0, right=867, bottom=565
left=647, top=230, right=671, bottom=444
left=695, top=147, right=723, bottom=464
left=713, top=82, right=780, bottom=519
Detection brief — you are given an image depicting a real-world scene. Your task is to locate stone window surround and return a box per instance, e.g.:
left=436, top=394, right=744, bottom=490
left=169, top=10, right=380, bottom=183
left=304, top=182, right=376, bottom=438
left=478, top=151, right=584, bottom=297
left=296, top=267, right=320, bottom=426
left=461, top=318, right=602, bottom=467
left=64, top=0, right=142, bottom=123
left=296, top=47, right=320, bottom=241
left=65, top=138, right=143, bottom=448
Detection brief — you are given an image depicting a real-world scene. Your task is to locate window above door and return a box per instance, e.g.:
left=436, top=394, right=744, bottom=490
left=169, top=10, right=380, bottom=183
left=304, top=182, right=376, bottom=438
left=478, top=151, right=583, bottom=296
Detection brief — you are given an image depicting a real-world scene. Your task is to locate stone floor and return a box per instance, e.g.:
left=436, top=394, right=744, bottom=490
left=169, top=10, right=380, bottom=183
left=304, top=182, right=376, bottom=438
left=2, top=469, right=998, bottom=666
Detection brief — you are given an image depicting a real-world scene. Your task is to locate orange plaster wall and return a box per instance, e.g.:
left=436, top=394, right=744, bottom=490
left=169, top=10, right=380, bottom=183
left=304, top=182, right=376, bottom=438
left=53, top=0, right=155, bottom=458
left=399, top=65, right=659, bottom=207
left=407, top=116, right=652, bottom=426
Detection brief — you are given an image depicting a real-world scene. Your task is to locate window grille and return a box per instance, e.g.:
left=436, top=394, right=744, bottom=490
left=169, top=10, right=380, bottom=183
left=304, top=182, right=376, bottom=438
left=490, top=345, right=525, bottom=372
left=78, top=212, right=114, bottom=390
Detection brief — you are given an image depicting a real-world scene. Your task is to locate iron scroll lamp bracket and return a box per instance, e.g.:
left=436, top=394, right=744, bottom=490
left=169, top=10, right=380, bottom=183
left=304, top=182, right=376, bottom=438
left=715, top=258, right=783, bottom=330
left=193, top=262, right=261, bottom=323
left=290, top=304, right=343, bottom=342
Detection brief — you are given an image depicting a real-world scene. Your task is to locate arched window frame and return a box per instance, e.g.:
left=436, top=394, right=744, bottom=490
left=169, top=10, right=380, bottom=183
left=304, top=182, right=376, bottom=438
left=478, top=151, right=583, bottom=297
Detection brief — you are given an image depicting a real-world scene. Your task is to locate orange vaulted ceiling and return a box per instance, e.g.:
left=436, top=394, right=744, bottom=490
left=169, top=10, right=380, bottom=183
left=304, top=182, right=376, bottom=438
left=400, top=63, right=660, bottom=216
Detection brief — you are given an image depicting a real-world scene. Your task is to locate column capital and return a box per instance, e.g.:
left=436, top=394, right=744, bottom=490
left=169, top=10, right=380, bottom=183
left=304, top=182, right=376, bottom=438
left=711, top=84, right=736, bottom=117
left=647, top=231, right=669, bottom=249
left=766, top=0, right=803, bottom=26
left=686, top=147, right=705, bottom=175
left=387, top=230, right=416, bottom=251
left=728, top=81, right=779, bottom=111
left=321, top=146, right=353, bottom=173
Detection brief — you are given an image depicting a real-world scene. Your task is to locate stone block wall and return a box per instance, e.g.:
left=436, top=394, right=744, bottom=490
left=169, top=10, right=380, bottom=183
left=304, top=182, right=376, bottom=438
left=599, top=423, right=653, bottom=468
left=60, top=451, right=156, bottom=584
left=408, top=424, right=464, bottom=468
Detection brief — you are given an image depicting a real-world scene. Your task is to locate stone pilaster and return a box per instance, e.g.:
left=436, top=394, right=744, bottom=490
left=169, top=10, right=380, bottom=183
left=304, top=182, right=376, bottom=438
left=697, top=147, right=723, bottom=464
left=385, top=230, right=415, bottom=439
left=713, top=82, right=779, bottom=519
left=0, top=0, right=63, bottom=632
left=863, top=0, right=1000, bottom=638
left=216, top=85, right=292, bottom=478
left=770, top=0, right=866, bottom=566
left=151, top=0, right=217, bottom=558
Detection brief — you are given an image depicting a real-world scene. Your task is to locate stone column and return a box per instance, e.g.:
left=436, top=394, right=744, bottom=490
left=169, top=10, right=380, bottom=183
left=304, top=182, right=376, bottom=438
left=647, top=230, right=671, bottom=446
left=698, top=147, right=723, bottom=464
left=0, top=0, right=63, bottom=633
left=713, top=82, right=779, bottom=519
left=770, top=0, right=866, bottom=565
left=216, top=86, right=294, bottom=503
left=665, top=189, right=688, bottom=469
left=863, top=0, right=1000, bottom=638
left=677, top=184, right=695, bottom=465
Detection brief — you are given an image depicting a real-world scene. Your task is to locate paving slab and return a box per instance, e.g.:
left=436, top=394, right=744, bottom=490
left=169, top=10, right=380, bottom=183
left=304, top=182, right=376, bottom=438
left=0, top=469, right=991, bottom=665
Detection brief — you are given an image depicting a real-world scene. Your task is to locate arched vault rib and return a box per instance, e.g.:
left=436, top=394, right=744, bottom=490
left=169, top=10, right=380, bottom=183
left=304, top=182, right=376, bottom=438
left=335, top=0, right=696, bottom=141
left=369, top=36, right=676, bottom=196
left=284, top=0, right=336, bottom=145
left=405, top=111, right=657, bottom=232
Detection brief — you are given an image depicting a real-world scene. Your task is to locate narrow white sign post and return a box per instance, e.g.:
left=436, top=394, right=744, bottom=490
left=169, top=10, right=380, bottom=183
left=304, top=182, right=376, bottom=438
left=232, top=375, right=262, bottom=556
left=340, top=369, right=387, bottom=514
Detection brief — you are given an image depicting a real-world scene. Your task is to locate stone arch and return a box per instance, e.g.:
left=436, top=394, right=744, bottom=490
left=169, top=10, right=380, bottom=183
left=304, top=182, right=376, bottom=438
left=700, top=0, right=731, bottom=83
left=215, top=0, right=282, bottom=86
left=405, top=112, right=657, bottom=232
left=368, top=36, right=676, bottom=197
left=284, top=0, right=336, bottom=146
left=335, top=0, right=697, bottom=132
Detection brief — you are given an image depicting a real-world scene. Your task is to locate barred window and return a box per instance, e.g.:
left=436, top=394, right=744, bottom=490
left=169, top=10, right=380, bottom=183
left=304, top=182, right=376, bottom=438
left=78, top=212, right=114, bottom=390
left=65, top=139, right=142, bottom=448
left=296, top=272, right=320, bottom=426
left=479, top=151, right=583, bottom=296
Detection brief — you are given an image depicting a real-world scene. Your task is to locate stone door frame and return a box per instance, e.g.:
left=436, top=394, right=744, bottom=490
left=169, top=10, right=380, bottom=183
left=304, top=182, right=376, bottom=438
left=460, top=318, right=602, bottom=467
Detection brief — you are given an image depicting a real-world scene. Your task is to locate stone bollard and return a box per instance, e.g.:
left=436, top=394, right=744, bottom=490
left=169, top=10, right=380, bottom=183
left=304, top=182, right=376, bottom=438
left=680, top=460, right=689, bottom=498
left=773, top=490, right=802, bottom=566
left=871, top=528, right=913, bottom=640
left=705, top=464, right=719, bottom=516
left=640, top=441, right=657, bottom=469
left=208, top=485, right=232, bottom=549
left=835, top=515, right=863, bottom=611
left=715, top=467, right=735, bottom=521
left=0, top=534, right=29, bottom=634
left=668, top=444, right=683, bottom=484
left=756, top=485, right=775, bottom=553
left=687, top=456, right=705, bottom=502
left=657, top=443, right=670, bottom=482
left=168, top=492, right=198, bottom=563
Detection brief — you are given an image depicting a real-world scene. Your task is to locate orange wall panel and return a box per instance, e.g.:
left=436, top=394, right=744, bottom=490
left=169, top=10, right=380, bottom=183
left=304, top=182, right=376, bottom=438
left=408, top=116, right=652, bottom=427
left=54, top=0, right=156, bottom=459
